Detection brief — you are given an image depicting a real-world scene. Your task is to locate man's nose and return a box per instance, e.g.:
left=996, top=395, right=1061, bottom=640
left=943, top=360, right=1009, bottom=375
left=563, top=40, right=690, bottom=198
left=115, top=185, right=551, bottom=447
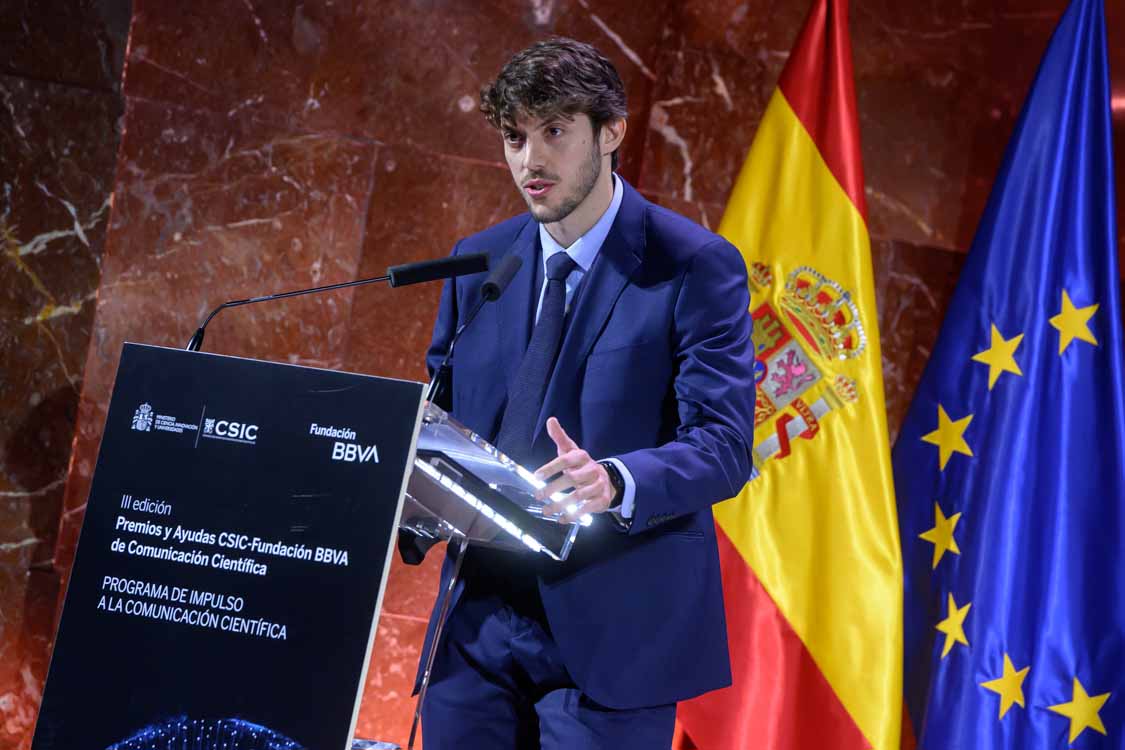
left=522, top=137, right=547, bottom=172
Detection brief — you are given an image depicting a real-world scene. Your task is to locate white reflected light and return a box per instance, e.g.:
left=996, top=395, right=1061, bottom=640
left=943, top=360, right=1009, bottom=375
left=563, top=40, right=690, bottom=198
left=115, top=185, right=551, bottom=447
left=415, top=459, right=563, bottom=558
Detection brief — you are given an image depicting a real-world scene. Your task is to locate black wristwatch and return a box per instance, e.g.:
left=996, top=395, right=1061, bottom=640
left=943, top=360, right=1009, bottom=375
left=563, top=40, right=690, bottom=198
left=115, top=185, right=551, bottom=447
left=598, top=460, right=626, bottom=505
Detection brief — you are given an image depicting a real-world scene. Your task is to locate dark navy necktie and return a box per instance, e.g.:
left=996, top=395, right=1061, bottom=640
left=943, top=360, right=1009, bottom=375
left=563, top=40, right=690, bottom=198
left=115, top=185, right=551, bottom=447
left=495, top=252, right=578, bottom=463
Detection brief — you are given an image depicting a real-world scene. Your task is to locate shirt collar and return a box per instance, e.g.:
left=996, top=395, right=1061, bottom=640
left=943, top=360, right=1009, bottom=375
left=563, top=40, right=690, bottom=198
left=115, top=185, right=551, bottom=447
left=537, top=173, right=624, bottom=272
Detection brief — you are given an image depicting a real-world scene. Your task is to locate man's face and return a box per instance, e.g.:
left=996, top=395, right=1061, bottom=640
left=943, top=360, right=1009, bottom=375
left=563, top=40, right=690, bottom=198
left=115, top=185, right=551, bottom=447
left=502, top=112, right=602, bottom=224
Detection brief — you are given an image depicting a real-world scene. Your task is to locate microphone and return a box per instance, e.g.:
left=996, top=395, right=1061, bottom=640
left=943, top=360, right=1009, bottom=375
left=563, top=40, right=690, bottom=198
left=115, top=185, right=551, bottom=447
left=388, top=254, right=489, bottom=287
left=185, top=252, right=489, bottom=352
left=426, top=254, right=523, bottom=402
left=480, top=253, right=522, bottom=301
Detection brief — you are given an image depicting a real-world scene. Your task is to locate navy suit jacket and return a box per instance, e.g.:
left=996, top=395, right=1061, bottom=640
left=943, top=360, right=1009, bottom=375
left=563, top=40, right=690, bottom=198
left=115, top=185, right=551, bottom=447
left=418, top=179, right=756, bottom=709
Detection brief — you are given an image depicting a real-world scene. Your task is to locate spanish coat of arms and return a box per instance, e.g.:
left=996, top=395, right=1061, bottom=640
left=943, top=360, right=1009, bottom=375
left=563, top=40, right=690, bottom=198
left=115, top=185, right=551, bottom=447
left=749, top=263, right=865, bottom=467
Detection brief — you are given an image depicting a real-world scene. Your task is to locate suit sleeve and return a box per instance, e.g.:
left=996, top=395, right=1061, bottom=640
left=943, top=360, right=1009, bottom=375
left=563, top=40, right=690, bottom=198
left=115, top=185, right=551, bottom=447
left=614, top=238, right=756, bottom=534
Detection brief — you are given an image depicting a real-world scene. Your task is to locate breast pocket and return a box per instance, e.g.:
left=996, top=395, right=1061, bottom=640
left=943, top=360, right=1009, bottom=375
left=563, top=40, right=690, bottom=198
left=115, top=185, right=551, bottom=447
left=582, top=341, right=671, bottom=404
left=452, top=361, right=506, bottom=433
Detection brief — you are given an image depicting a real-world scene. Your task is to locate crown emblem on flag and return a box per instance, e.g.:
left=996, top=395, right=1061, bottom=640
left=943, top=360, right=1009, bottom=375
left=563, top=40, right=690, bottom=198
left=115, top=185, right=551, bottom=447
left=749, top=262, right=869, bottom=468
left=749, top=262, right=775, bottom=291
left=833, top=375, right=859, bottom=403
left=779, top=266, right=866, bottom=360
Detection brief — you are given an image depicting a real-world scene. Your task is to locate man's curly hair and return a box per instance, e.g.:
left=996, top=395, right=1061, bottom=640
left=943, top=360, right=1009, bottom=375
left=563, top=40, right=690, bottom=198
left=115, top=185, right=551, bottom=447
left=480, top=38, right=628, bottom=169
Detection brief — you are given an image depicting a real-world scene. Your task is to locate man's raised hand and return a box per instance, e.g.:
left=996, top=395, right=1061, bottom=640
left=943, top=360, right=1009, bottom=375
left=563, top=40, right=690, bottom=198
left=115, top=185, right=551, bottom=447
left=534, top=417, right=617, bottom=521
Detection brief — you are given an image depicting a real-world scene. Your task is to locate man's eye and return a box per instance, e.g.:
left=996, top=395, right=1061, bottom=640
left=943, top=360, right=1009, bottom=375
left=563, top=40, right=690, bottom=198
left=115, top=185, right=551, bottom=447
left=547, top=127, right=563, bottom=137
left=504, top=132, right=524, bottom=145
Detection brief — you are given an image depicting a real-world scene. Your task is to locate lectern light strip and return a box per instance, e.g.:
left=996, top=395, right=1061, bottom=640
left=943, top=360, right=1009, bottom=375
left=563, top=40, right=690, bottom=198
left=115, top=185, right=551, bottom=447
left=414, top=460, right=557, bottom=557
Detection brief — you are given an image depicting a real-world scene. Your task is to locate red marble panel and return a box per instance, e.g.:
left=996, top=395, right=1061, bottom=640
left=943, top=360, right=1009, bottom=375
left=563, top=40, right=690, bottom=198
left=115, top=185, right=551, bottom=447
left=855, top=0, right=1125, bottom=253
left=636, top=43, right=769, bottom=208
left=0, top=563, right=59, bottom=749
left=121, top=0, right=668, bottom=167
left=639, top=190, right=727, bottom=234
left=0, top=0, right=131, bottom=92
left=354, top=613, right=429, bottom=747
left=0, top=73, right=122, bottom=747
left=852, top=2, right=1043, bottom=250
left=380, top=553, right=444, bottom=626
left=869, top=238, right=966, bottom=442
left=53, top=96, right=378, bottom=581
left=342, top=146, right=525, bottom=382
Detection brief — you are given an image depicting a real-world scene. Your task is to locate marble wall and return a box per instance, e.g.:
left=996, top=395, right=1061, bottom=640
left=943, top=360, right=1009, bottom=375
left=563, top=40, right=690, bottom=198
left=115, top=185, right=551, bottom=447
left=0, top=0, right=131, bottom=743
left=2, top=0, right=1123, bottom=747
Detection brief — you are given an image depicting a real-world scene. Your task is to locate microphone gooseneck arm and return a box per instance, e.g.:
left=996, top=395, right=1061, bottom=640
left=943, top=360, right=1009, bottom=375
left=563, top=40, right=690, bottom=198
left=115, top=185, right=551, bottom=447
left=185, top=252, right=490, bottom=352
left=185, top=273, right=391, bottom=352
left=425, top=297, right=487, bottom=403
left=425, top=254, right=523, bottom=403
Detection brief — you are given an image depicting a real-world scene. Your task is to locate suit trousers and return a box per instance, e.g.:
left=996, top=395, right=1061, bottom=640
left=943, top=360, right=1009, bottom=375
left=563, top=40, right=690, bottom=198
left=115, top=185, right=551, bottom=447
left=420, top=550, right=676, bottom=749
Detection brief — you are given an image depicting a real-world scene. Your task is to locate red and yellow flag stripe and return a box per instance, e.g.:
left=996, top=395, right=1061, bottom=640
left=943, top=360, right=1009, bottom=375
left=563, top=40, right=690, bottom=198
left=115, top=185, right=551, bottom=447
left=678, top=1, right=903, bottom=748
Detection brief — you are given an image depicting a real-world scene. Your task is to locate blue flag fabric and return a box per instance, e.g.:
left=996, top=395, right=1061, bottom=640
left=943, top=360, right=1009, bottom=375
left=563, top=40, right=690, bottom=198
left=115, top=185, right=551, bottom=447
left=893, top=0, right=1124, bottom=747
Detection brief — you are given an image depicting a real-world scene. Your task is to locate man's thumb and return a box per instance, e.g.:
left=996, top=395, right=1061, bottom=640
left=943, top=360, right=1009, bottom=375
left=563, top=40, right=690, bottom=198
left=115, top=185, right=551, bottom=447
left=546, top=417, right=577, bottom=452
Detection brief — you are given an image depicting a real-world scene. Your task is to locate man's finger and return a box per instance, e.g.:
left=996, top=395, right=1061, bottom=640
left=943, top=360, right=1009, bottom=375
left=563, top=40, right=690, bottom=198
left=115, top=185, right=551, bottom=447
left=534, top=449, right=586, bottom=480
left=566, top=485, right=603, bottom=506
left=537, top=474, right=577, bottom=501
left=565, top=461, right=601, bottom=487
left=534, top=461, right=599, bottom=501
left=546, top=417, right=578, bottom=453
left=543, top=478, right=612, bottom=517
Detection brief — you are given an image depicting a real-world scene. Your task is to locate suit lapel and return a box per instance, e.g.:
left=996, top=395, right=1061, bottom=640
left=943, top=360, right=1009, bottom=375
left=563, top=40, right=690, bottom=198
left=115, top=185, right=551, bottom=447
left=532, top=183, right=646, bottom=444
left=488, top=218, right=540, bottom=432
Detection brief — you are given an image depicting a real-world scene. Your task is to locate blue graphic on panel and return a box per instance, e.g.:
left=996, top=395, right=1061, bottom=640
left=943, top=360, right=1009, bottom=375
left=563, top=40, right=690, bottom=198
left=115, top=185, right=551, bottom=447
left=892, top=0, right=1124, bottom=746
left=108, top=717, right=304, bottom=750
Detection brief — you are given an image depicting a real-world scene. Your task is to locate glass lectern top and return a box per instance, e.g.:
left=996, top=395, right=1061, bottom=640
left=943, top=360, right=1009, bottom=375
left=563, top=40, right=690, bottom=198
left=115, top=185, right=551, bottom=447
left=417, top=403, right=593, bottom=527
left=401, top=403, right=589, bottom=560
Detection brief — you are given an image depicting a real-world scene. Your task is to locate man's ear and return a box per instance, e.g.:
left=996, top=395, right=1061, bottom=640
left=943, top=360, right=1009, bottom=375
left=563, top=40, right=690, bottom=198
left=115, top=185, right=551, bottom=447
left=601, top=117, right=627, bottom=157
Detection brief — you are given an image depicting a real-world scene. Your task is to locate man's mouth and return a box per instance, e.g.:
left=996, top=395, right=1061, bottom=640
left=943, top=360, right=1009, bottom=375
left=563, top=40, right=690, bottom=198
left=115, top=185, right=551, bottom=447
left=524, top=179, right=555, bottom=198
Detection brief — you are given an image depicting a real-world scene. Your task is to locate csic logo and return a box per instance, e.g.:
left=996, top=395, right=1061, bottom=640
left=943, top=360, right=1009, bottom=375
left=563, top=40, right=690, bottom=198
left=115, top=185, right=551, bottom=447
left=200, top=413, right=259, bottom=445
left=132, top=403, right=154, bottom=432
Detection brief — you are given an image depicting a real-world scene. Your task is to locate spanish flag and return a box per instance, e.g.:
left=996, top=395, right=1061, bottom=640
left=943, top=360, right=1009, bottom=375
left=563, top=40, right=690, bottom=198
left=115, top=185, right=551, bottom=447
left=677, top=1, right=903, bottom=748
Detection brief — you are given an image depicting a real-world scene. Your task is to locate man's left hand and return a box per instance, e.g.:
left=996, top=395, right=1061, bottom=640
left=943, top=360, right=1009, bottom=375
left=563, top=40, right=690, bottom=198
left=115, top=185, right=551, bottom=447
left=534, top=417, right=617, bottom=521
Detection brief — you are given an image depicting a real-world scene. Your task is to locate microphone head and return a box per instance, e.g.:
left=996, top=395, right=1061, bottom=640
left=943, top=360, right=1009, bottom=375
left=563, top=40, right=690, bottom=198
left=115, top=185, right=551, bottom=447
left=388, top=252, right=489, bottom=288
left=481, top=255, right=523, bottom=301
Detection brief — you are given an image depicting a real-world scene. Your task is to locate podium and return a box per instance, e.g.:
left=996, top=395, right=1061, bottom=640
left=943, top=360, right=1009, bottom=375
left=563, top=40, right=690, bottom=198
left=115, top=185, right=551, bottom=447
left=398, top=402, right=591, bottom=747
left=402, top=401, right=589, bottom=560
left=32, top=344, right=582, bottom=750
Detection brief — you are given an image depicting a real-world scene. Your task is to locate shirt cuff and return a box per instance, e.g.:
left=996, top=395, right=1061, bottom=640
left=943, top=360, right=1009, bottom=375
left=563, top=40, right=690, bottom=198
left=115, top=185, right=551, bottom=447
left=604, top=457, right=636, bottom=519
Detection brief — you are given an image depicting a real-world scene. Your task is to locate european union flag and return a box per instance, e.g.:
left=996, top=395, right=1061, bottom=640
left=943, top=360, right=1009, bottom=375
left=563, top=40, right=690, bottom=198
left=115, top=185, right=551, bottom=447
left=893, top=0, right=1124, bottom=746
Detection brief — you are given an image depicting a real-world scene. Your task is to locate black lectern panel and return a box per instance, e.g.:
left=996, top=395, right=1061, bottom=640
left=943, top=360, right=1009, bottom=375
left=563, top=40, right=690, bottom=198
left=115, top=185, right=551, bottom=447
left=33, top=343, right=424, bottom=750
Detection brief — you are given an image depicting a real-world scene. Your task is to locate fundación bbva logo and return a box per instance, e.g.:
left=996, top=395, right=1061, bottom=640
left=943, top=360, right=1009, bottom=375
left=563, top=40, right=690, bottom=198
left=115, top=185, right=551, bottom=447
left=132, top=403, right=153, bottom=432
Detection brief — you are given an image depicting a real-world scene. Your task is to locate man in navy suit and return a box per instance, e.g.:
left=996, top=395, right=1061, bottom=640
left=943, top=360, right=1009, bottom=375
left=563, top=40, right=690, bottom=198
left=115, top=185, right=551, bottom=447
left=416, top=37, right=756, bottom=748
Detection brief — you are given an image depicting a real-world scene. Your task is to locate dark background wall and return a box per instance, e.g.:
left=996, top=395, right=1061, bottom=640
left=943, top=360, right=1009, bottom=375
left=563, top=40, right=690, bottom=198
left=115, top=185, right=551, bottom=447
left=1, top=0, right=132, bottom=744
left=1, top=0, right=1122, bottom=747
